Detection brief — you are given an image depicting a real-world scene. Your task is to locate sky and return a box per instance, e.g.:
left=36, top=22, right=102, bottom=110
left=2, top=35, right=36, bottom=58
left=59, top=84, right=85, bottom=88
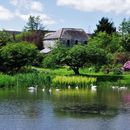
left=0, top=0, right=130, bottom=33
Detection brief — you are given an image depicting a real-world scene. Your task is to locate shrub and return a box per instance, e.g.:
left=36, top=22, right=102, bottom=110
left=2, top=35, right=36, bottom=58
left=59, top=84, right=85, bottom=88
left=0, top=42, right=38, bottom=73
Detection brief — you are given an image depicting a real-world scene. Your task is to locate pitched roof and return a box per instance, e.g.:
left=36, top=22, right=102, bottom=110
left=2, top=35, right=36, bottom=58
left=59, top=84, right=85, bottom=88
left=44, top=28, right=89, bottom=40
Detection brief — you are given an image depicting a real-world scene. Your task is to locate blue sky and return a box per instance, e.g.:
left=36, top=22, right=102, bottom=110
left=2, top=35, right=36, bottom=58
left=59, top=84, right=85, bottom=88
left=0, top=0, right=130, bottom=33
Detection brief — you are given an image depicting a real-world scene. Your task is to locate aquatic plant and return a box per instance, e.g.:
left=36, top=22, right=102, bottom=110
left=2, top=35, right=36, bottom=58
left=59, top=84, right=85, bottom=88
left=52, top=76, right=97, bottom=88
left=0, top=74, right=15, bottom=87
left=0, top=73, right=52, bottom=88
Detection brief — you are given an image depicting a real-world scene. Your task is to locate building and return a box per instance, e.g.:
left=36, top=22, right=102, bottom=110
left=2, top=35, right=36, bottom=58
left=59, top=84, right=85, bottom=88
left=41, top=28, right=89, bottom=53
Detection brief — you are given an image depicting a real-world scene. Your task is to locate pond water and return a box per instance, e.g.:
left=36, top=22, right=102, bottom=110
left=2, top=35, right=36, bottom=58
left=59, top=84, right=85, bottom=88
left=0, top=87, right=130, bottom=130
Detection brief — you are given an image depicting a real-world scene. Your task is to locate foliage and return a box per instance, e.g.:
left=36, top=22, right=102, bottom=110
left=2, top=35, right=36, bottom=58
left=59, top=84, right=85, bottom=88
left=52, top=76, right=97, bottom=88
left=43, top=42, right=108, bottom=74
left=94, top=17, right=116, bottom=34
left=121, top=34, right=130, bottom=52
left=88, top=32, right=122, bottom=53
left=86, top=45, right=108, bottom=66
left=0, top=72, right=51, bottom=88
left=16, top=31, right=44, bottom=50
left=24, top=16, right=44, bottom=31
left=32, top=52, right=44, bottom=67
left=42, top=42, right=67, bottom=68
left=113, top=52, right=130, bottom=64
left=0, top=42, right=38, bottom=73
left=0, top=74, right=15, bottom=87
left=0, top=30, right=13, bottom=47
left=63, top=44, right=88, bottom=75
left=119, top=18, right=130, bottom=35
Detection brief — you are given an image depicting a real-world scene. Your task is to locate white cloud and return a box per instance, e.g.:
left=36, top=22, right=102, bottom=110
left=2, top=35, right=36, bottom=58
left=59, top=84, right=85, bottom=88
left=9, top=0, right=56, bottom=25
left=57, top=0, right=130, bottom=14
left=0, top=5, right=14, bottom=20
left=15, top=11, right=56, bottom=25
left=10, top=0, right=44, bottom=12
left=31, top=1, right=43, bottom=12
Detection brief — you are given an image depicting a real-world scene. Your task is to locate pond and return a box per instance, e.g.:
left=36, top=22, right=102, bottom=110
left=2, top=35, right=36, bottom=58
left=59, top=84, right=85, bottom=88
left=0, top=87, right=130, bottom=130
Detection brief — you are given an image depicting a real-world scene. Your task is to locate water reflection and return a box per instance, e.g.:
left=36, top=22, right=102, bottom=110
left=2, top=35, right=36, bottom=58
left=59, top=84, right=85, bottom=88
left=0, top=87, right=129, bottom=130
left=52, top=89, right=120, bottom=118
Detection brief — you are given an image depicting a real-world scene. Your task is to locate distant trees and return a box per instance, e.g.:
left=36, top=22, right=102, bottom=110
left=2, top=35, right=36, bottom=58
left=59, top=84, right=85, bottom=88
left=15, top=15, right=45, bottom=50
left=119, top=18, right=130, bottom=35
left=16, top=31, right=43, bottom=50
left=24, top=16, right=44, bottom=32
left=0, top=30, right=13, bottom=47
left=95, top=17, right=116, bottom=34
left=88, top=32, right=122, bottom=53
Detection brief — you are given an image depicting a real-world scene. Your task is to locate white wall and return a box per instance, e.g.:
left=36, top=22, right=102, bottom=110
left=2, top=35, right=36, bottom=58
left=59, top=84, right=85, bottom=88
left=43, top=40, right=57, bottom=49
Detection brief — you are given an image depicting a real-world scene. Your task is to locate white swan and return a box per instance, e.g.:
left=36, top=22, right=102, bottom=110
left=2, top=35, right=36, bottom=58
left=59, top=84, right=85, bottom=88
left=91, top=84, right=97, bottom=91
left=68, top=85, right=71, bottom=89
left=56, top=88, right=60, bottom=92
left=112, top=86, right=119, bottom=90
left=49, top=88, right=52, bottom=93
left=75, top=86, right=79, bottom=90
left=42, top=88, right=45, bottom=92
left=119, top=86, right=127, bottom=91
left=28, top=85, right=38, bottom=91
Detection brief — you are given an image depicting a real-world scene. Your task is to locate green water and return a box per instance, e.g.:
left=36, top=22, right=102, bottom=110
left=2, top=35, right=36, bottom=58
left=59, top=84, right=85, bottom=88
left=0, top=87, right=130, bottom=130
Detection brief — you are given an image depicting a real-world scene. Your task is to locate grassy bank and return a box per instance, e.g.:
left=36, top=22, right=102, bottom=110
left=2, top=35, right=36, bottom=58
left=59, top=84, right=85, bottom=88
left=0, top=67, right=130, bottom=88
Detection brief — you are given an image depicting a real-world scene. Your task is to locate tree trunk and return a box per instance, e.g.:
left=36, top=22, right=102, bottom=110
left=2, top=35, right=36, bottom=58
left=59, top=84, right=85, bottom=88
left=73, top=68, right=80, bottom=75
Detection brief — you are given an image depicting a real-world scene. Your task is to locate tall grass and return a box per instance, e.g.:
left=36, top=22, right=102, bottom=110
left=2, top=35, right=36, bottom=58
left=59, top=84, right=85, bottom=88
left=0, top=73, right=52, bottom=88
left=52, top=76, right=97, bottom=88
left=0, top=74, right=15, bottom=87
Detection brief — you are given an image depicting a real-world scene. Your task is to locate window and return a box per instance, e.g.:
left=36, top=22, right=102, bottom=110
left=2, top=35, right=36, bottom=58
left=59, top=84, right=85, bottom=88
left=75, top=40, right=78, bottom=44
left=84, top=41, right=87, bottom=44
left=67, top=40, right=70, bottom=46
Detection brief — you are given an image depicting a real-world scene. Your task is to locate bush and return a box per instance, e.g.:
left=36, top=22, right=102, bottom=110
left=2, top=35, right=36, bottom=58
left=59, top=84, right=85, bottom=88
left=0, top=42, right=38, bottom=73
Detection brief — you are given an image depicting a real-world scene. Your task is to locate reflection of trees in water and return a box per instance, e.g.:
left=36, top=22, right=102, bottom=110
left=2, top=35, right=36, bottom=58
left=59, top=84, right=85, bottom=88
left=22, top=100, right=41, bottom=118
left=54, top=103, right=118, bottom=118
left=52, top=89, right=123, bottom=118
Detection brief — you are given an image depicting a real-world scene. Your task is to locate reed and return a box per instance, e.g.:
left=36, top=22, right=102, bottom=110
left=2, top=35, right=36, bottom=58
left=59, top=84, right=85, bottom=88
left=0, top=74, right=15, bottom=87
left=52, top=76, right=97, bottom=88
left=0, top=73, right=52, bottom=88
left=14, top=73, right=52, bottom=87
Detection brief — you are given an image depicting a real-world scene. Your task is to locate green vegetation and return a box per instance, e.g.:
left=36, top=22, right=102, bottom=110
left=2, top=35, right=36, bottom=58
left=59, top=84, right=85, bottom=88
left=1, top=16, right=130, bottom=89
left=43, top=43, right=108, bottom=75
left=0, top=30, right=13, bottom=47
left=94, top=17, right=116, bottom=34
left=0, top=72, right=51, bottom=88
left=0, top=42, right=38, bottom=73
left=52, top=76, right=96, bottom=88
left=24, top=15, right=44, bottom=31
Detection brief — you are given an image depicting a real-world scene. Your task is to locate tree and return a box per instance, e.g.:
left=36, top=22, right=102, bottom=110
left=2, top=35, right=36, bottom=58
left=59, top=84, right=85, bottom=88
left=119, top=18, right=130, bottom=35
left=95, top=17, right=116, bottom=34
left=88, top=32, right=122, bottom=53
left=121, top=34, right=130, bottom=52
left=15, top=31, right=43, bottom=50
left=43, top=42, right=108, bottom=75
left=0, top=30, right=13, bottom=47
left=43, top=42, right=67, bottom=68
left=63, top=44, right=88, bottom=75
left=0, top=42, right=38, bottom=73
left=24, top=16, right=44, bottom=32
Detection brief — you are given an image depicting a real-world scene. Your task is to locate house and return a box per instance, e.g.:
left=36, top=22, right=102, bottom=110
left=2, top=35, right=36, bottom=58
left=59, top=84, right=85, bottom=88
left=41, top=28, right=89, bottom=53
